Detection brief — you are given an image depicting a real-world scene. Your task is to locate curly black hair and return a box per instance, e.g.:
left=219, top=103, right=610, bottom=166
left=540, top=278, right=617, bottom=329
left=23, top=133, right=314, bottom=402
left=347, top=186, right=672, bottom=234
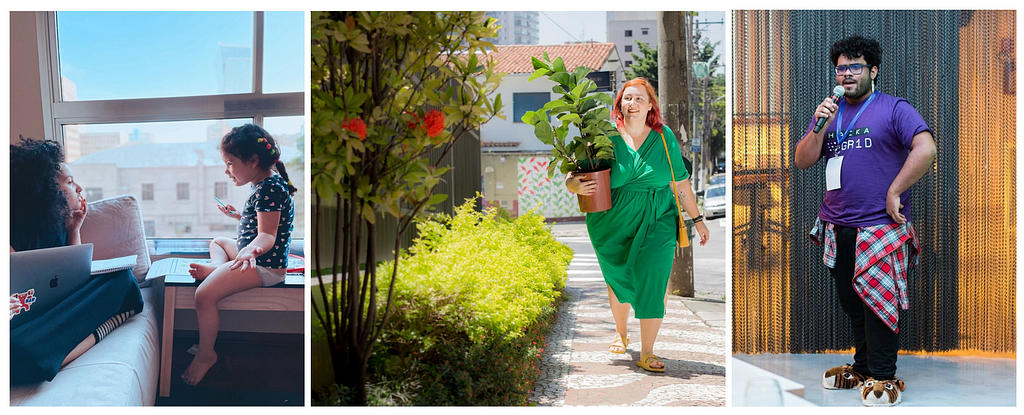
left=830, top=35, right=882, bottom=70
left=10, top=137, right=71, bottom=249
left=219, top=123, right=298, bottom=196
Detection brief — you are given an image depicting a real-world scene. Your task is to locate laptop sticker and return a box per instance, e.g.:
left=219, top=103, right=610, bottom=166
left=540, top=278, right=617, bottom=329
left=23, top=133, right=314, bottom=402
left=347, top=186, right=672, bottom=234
left=13, top=289, right=37, bottom=316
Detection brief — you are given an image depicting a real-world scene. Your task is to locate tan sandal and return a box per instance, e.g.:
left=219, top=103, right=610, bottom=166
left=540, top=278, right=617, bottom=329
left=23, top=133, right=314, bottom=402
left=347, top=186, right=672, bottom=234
left=636, top=353, right=665, bottom=372
left=608, top=334, right=630, bottom=354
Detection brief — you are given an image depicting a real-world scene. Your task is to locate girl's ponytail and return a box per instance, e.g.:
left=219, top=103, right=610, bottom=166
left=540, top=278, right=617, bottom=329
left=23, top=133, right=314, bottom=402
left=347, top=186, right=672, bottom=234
left=273, top=160, right=298, bottom=196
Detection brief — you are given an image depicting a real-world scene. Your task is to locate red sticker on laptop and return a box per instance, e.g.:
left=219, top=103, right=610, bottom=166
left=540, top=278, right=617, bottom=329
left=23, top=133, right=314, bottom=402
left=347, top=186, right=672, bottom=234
left=12, top=289, right=36, bottom=315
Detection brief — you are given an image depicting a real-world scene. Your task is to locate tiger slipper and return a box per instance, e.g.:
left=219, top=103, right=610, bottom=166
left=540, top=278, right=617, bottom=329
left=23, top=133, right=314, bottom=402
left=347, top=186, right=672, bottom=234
left=860, top=378, right=905, bottom=407
left=822, top=363, right=867, bottom=390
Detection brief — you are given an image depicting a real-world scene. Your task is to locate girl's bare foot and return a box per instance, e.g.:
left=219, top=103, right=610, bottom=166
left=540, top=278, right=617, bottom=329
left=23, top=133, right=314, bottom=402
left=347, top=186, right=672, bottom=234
left=188, top=263, right=218, bottom=281
left=181, top=351, right=217, bottom=386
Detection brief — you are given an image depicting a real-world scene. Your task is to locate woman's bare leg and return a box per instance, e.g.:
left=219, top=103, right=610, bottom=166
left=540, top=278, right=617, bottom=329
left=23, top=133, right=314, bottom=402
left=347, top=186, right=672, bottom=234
left=61, top=334, right=96, bottom=367
left=639, top=318, right=665, bottom=369
left=606, top=285, right=631, bottom=352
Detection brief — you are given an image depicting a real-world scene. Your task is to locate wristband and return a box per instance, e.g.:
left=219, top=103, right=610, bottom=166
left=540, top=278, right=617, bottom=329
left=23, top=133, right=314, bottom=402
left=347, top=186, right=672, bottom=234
left=692, top=215, right=704, bottom=223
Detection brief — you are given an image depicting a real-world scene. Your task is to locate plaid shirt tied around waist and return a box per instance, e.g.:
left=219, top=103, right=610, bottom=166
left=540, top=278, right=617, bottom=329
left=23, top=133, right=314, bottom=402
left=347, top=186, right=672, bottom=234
left=809, top=217, right=920, bottom=333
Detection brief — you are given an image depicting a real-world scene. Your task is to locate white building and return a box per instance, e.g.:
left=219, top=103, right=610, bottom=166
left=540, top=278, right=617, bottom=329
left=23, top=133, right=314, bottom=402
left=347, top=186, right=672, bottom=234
left=71, top=141, right=304, bottom=238
left=478, top=43, right=620, bottom=152
left=484, top=11, right=540, bottom=45
left=476, top=43, right=621, bottom=219
left=606, top=11, right=657, bottom=89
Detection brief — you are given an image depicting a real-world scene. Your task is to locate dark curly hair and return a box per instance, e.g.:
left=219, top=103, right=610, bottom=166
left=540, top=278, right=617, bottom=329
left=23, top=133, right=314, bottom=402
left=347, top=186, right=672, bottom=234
left=830, top=36, right=882, bottom=81
left=219, top=123, right=297, bottom=196
left=10, top=137, right=71, bottom=249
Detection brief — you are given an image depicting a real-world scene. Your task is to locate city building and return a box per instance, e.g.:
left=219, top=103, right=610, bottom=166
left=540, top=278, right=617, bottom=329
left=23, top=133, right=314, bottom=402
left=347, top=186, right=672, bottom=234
left=484, top=11, right=540, bottom=45
left=71, top=140, right=304, bottom=238
left=606, top=11, right=657, bottom=89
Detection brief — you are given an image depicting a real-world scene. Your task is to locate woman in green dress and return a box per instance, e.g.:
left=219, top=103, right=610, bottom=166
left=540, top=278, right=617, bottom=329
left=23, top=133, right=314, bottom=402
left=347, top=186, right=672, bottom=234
left=566, top=77, right=710, bottom=372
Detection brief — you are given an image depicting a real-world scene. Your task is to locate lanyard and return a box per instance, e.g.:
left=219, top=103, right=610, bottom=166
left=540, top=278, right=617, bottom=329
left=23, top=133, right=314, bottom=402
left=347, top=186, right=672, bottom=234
left=835, top=90, right=878, bottom=145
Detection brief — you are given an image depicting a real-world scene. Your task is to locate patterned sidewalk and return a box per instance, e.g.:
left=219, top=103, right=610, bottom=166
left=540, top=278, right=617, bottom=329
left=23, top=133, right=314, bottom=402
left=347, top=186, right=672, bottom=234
left=529, top=247, right=727, bottom=406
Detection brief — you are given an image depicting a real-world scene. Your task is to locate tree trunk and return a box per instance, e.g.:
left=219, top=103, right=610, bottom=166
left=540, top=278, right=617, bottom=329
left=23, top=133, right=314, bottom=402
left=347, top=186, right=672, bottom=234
left=659, top=11, right=694, bottom=298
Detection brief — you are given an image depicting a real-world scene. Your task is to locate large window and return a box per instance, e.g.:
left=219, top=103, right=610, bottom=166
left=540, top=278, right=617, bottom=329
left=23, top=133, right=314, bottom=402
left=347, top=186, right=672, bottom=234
left=42, top=12, right=305, bottom=239
left=513, top=93, right=550, bottom=124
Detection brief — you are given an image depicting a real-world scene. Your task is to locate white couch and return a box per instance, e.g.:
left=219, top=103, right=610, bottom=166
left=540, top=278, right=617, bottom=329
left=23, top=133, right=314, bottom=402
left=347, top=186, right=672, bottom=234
left=11, top=195, right=162, bottom=406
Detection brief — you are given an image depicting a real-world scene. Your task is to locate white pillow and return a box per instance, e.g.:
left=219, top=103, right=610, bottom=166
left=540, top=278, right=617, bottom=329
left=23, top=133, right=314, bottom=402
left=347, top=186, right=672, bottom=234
left=80, top=195, right=151, bottom=283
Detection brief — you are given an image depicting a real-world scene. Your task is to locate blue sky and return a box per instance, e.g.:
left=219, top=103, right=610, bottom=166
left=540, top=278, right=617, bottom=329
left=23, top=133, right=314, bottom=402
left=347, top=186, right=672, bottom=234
left=539, top=11, right=726, bottom=56
left=56, top=11, right=304, bottom=141
left=57, top=11, right=303, bottom=99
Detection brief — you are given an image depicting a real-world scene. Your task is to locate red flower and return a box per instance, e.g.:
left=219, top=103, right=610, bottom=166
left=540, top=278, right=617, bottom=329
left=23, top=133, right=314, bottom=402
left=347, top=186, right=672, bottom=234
left=424, top=109, right=444, bottom=138
left=341, top=117, right=367, bottom=140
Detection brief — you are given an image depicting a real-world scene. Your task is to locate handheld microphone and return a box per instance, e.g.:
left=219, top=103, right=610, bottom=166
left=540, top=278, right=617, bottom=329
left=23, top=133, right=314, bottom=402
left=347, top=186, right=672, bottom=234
left=813, top=85, right=846, bottom=133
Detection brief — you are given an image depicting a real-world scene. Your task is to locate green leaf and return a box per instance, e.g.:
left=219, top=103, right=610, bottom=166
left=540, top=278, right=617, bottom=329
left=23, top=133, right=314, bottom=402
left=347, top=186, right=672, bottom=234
left=552, top=57, right=566, bottom=73
left=559, top=113, right=582, bottom=125
left=348, top=92, right=368, bottom=111
left=362, top=204, right=376, bottom=224
left=427, top=193, right=448, bottom=206
left=546, top=159, right=559, bottom=178
left=527, top=68, right=551, bottom=82
left=534, top=118, right=554, bottom=145
left=593, top=92, right=614, bottom=106
left=531, top=56, right=551, bottom=71
left=550, top=72, right=572, bottom=89
left=572, top=66, right=592, bottom=82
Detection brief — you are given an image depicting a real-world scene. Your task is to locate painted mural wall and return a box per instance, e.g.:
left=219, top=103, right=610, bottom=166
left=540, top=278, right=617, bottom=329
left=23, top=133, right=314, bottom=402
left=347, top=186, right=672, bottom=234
left=516, top=156, right=583, bottom=219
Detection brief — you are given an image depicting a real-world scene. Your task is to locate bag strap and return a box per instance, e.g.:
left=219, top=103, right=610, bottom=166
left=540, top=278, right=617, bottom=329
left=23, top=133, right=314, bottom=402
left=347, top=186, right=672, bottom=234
left=660, top=131, right=686, bottom=230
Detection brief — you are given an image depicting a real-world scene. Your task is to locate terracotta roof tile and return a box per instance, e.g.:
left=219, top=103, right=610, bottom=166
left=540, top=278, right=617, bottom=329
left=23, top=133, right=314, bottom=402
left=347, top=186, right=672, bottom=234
left=478, top=43, right=617, bottom=75
left=480, top=141, right=522, bottom=148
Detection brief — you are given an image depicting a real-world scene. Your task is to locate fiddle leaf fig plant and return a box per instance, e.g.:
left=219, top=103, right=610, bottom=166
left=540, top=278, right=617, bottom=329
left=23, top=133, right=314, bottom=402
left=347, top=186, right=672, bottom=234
left=521, top=52, right=617, bottom=178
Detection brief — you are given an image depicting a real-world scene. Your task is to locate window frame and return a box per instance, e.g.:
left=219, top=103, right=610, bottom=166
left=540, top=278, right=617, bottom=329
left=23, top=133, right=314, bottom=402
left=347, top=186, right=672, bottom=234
left=36, top=11, right=303, bottom=143
left=33, top=11, right=306, bottom=241
left=176, top=183, right=190, bottom=201
left=512, top=92, right=550, bottom=124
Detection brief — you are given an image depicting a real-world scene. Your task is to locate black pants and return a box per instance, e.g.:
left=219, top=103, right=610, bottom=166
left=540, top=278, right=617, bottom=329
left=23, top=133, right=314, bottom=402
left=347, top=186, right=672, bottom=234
left=10, top=269, right=144, bottom=385
left=830, top=225, right=898, bottom=380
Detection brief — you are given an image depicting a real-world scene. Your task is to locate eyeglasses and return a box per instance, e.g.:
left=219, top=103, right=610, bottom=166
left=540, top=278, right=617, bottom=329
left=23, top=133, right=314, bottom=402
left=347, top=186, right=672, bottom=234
left=835, top=63, right=870, bottom=75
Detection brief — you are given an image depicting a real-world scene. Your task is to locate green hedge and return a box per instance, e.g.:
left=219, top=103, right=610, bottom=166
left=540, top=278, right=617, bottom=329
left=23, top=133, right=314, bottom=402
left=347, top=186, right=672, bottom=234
left=314, top=200, right=572, bottom=405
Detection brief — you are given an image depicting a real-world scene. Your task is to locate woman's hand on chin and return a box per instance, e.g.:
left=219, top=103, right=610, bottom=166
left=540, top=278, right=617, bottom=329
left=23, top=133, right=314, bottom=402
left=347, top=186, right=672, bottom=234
left=68, top=196, right=88, bottom=231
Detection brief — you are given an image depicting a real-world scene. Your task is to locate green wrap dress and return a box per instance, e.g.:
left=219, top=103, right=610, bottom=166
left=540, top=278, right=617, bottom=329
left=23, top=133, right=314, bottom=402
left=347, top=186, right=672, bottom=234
left=586, top=126, right=688, bottom=319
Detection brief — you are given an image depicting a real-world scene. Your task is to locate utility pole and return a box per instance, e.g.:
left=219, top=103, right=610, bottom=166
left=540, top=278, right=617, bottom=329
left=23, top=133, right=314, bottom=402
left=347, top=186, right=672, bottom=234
left=659, top=11, right=694, bottom=298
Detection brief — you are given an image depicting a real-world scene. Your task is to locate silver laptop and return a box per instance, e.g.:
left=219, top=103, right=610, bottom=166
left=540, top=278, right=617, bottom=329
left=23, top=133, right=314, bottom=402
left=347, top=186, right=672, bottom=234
left=10, top=243, right=94, bottom=330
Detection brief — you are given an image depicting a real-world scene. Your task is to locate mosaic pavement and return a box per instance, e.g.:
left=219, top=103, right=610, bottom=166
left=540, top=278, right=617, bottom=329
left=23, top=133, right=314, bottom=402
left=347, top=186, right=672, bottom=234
left=529, top=254, right=727, bottom=406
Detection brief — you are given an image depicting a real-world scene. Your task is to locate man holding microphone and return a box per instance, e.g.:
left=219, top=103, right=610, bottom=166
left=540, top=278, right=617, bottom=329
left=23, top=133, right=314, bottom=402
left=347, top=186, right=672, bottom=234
left=794, top=35, right=936, bottom=407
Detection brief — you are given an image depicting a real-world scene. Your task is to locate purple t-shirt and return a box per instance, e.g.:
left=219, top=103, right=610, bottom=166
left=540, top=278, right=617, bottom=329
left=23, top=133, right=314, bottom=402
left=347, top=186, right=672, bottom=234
left=800, top=91, right=932, bottom=227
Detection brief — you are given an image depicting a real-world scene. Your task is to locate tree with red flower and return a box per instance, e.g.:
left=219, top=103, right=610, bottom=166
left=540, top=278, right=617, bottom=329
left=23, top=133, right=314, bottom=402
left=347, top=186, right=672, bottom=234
left=424, top=109, right=444, bottom=138
left=341, top=117, right=367, bottom=140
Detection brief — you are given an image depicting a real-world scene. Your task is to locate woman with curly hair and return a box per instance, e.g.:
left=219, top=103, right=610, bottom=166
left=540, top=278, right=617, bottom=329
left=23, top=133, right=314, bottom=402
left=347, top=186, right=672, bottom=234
left=9, top=137, right=143, bottom=385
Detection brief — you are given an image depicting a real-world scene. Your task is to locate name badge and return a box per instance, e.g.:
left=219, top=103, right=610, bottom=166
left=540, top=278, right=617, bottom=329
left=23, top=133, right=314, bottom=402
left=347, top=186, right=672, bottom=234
left=826, top=156, right=843, bottom=191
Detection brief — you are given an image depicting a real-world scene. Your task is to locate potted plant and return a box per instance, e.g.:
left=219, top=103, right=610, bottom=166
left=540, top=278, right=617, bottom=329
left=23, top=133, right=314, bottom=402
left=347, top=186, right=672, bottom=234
left=521, top=52, right=618, bottom=212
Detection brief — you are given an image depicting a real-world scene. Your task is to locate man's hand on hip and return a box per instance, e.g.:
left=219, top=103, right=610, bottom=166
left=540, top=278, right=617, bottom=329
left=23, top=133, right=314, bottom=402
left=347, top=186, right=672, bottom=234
left=886, top=192, right=906, bottom=225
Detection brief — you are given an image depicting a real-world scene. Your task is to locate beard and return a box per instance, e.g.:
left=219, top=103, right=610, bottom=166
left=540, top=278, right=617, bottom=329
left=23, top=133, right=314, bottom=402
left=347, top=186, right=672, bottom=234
left=842, top=74, right=873, bottom=100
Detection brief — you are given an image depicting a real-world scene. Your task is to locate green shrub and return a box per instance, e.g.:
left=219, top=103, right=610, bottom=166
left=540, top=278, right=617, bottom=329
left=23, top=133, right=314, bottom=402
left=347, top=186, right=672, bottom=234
left=364, top=199, right=572, bottom=405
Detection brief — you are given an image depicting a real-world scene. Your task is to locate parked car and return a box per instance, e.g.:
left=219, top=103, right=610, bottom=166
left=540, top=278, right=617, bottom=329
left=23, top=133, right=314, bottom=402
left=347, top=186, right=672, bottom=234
left=709, top=174, right=726, bottom=187
left=702, top=185, right=726, bottom=219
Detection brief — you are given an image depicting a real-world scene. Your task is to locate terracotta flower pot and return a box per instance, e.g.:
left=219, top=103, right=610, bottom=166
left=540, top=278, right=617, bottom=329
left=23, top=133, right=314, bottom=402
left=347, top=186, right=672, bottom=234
left=575, top=167, right=612, bottom=213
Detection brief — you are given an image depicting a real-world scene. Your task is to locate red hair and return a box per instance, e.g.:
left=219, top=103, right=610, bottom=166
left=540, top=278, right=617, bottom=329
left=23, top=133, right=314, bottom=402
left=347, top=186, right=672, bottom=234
left=611, top=77, right=663, bottom=133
